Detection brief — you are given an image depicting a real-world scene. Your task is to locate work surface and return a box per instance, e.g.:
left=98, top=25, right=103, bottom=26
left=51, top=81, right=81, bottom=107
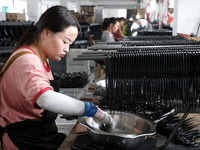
left=58, top=120, right=200, bottom=150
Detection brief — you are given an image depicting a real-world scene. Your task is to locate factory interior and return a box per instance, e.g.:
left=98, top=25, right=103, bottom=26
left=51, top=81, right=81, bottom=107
left=0, top=0, right=200, bottom=150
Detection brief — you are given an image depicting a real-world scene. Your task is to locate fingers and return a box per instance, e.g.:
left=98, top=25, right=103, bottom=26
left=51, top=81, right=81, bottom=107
left=93, top=112, right=116, bottom=132
left=93, top=107, right=116, bottom=131
left=98, top=114, right=116, bottom=132
left=104, top=113, right=116, bottom=130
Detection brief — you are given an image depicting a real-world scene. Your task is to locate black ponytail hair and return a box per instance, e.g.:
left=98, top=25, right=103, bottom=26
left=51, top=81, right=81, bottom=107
left=119, top=17, right=125, bottom=22
left=15, top=5, right=81, bottom=50
left=102, top=18, right=109, bottom=30
left=102, top=17, right=118, bottom=31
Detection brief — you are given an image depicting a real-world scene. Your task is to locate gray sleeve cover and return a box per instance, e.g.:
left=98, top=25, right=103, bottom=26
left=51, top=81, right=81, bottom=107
left=36, top=90, right=85, bottom=116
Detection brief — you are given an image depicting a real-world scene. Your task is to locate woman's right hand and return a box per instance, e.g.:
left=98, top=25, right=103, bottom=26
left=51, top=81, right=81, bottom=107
left=93, top=107, right=116, bottom=132
left=82, top=102, right=116, bottom=132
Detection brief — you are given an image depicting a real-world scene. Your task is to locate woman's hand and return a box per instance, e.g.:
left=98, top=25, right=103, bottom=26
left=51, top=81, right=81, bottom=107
left=82, top=102, right=116, bottom=132
left=93, top=107, right=116, bottom=132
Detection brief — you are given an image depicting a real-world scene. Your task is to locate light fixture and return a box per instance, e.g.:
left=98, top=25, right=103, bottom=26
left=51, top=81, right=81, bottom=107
left=136, top=12, right=141, bottom=19
left=129, top=17, right=133, bottom=21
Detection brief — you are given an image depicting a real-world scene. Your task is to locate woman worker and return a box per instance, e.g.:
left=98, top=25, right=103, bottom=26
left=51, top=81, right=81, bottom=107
left=101, top=17, right=119, bottom=42
left=113, top=17, right=127, bottom=41
left=0, top=6, right=115, bottom=150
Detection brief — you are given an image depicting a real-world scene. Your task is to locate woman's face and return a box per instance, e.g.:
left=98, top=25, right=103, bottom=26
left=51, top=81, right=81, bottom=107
left=112, top=22, right=119, bottom=33
left=120, top=20, right=125, bottom=27
left=41, top=26, right=78, bottom=61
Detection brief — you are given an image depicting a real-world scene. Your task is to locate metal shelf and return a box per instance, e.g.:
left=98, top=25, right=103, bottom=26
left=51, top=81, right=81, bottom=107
left=0, top=21, right=32, bottom=26
left=0, top=46, right=15, bottom=54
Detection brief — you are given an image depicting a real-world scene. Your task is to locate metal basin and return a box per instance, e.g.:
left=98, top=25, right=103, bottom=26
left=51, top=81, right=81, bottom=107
left=79, top=111, right=156, bottom=149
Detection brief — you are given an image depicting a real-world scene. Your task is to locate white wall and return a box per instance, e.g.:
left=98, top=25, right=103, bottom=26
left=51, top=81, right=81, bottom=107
left=95, top=7, right=104, bottom=23
left=173, top=0, right=200, bottom=36
left=80, top=0, right=93, bottom=5
left=0, top=0, right=15, bottom=12
left=67, top=0, right=78, bottom=12
left=14, top=0, right=27, bottom=13
left=0, top=0, right=80, bottom=22
left=103, top=9, right=127, bottom=18
left=91, top=0, right=137, bottom=9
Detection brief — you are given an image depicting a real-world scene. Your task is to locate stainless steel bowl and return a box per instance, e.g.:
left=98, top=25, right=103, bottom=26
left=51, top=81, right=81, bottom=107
left=79, top=111, right=156, bottom=149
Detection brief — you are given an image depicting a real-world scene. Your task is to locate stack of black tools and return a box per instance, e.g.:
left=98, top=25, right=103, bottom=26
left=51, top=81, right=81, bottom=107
left=60, top=72, right=89, bottom=88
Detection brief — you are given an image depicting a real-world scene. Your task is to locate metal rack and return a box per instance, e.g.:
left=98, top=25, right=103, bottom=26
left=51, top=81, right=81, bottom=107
left=0, top=46, right=15, bottom=54
left=74, top=44, right=200, bottom=61
left=73, top=37, right=200, bottom=149
left=0, top=21, right=32, bottom=54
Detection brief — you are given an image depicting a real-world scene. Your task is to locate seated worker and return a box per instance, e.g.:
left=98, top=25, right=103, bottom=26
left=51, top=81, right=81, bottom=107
left=101, top=17, right=119, bottom=42
left=113, top=17, right=127, bottom=41
left=0, top=6, right=116, bottom=150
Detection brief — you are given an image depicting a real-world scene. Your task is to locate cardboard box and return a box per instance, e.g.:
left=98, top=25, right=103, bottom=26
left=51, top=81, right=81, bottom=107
left=85, top=16, right=95, bottom=23
left=88, top=6, right=95, bottom=14
left=133, top=8, right=145, bottom=19
left=81, top=6, right=95, bottom=16
left=6, top=13, right=25, bottom=21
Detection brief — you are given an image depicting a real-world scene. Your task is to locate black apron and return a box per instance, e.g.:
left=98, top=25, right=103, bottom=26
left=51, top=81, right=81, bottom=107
left=0, top=111, right=66, bottom=150
left=0, top=80, right=65, bottom=150
left=0, top=52, right=66, bottom=150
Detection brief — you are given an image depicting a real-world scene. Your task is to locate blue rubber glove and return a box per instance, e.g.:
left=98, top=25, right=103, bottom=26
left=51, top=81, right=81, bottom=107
left=82, top=101, right=98, bottom=117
